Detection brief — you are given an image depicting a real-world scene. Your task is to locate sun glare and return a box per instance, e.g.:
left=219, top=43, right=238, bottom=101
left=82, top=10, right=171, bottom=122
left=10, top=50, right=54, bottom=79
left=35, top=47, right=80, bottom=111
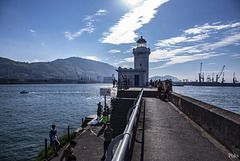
left=123, top=0, right=143, bottom=7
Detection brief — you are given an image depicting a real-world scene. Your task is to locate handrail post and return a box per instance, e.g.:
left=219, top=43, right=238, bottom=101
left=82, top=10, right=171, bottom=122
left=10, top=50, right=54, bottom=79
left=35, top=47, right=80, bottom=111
left=45, top=138, right=48, bottom=159
left=68, top=126, right=70, bottom=142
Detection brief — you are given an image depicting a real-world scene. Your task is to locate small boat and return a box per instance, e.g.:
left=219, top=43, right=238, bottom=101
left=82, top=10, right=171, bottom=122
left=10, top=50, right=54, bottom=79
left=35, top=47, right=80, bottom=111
left=20, top=90, right=29, bottom=94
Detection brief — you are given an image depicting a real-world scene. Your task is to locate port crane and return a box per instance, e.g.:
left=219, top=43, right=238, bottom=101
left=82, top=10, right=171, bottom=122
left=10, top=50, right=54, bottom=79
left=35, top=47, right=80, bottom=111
left=222, top=72, right=225, bottom=83
left=199, top=63, right=204, bottom=83
left=216, top=65, right=225, bottom=83
left=233, top=72, right=238, bottom=84
left=207, top=75, right=211, bottom=82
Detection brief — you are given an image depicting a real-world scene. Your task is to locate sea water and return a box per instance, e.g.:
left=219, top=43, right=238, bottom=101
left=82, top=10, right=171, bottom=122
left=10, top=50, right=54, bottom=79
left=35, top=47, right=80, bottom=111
left=173, top=86, right=240, bottom=114
left=0, top=84, right=239, bottom=160
left=0, top=84, right=115, bottom=161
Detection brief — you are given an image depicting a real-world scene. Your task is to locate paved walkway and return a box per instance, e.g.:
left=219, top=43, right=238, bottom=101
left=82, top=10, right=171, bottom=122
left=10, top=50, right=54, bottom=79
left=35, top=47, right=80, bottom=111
left=51, top=125, right=105, bottom=161
left=143, top=97, right=231, bottom=161
left=50, top=93, right=232, bottom=161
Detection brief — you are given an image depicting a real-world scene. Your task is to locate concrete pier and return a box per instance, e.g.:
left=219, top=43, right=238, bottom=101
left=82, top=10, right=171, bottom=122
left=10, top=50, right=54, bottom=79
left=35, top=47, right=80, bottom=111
left=50, top=88, right=239, bottom=161
left=133, top=97, right=231, bottom=161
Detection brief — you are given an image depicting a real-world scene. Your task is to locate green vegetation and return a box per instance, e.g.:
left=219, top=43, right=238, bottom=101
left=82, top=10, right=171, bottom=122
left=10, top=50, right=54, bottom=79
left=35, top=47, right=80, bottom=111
left=0, top=57, right=117, bottom=80
left=34, top=132, right=79, bottom=161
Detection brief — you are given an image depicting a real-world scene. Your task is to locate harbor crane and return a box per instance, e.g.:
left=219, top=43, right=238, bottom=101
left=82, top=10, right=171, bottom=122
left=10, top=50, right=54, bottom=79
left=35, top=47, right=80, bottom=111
left=233, top=72, right=238, bottom=84
left=199, top=63, right=204, bottom=83
left=216, top=65, right=225, bottom=83
left=222, top=72, right=225, bottom=83
left=207, top=75, right=211, bottom=82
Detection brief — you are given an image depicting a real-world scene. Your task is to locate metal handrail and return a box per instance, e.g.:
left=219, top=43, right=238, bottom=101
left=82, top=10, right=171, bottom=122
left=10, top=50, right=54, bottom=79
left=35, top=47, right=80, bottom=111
left=106, top=88, right=144, bottom=161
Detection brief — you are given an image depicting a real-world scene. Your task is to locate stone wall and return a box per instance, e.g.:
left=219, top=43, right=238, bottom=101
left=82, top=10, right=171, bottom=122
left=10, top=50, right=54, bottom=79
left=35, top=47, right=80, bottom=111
left=170, top=92, right=240, bottom=157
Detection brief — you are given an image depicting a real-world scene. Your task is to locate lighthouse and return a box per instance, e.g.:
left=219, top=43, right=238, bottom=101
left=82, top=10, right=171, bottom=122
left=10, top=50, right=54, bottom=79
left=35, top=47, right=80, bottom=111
left=117, top=36, right=151, bottom=87
left=133, top=36, right=151, bottom=86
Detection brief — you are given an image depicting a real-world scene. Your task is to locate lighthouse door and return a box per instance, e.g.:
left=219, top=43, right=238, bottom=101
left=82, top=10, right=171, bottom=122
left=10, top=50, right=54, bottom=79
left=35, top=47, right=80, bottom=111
left=135, top=75, right=139, bottom=87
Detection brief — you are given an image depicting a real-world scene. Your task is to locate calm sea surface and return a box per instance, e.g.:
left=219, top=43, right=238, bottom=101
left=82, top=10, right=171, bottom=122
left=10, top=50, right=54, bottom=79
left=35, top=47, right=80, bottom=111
left=0, top=84, right=239, bottom=160
left=0, top=84, right=115, bottom=161
left=173, top=86, right=240, bottom=114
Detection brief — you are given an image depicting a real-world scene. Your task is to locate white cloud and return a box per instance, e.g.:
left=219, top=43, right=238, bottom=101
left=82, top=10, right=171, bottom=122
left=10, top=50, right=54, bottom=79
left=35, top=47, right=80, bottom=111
left=113, top=57, right=134, bottom=67
left=203, top=33, right=240, bottom=50
left=95, top=9, right=107, bottom=16
left=186, top=33, right=209, bottom=42
left=151, top=52, right=223, bottom=69
left=30, top=29, right=36, bottom=33
left=156, top=36, right=187, bottom=47
left=184, top=22, right=240, bottom=35
left=207, top=63, right=216, bottom=65
left=124, top=57, right=134, bottom=62
left=32, top=59, right=43, bottom=63
left=83, top=56, right=101, bottom=61
left=231, top=53, right=240, bottom=58
left=108, top=49, right=121, bottom=54
left=151, top=21, right=240, bottom=69
left=65, top=9, right=107, bottom=40
left=155, top=33, right=209, bottom=47
left=101, top=0, right=169, bottom=44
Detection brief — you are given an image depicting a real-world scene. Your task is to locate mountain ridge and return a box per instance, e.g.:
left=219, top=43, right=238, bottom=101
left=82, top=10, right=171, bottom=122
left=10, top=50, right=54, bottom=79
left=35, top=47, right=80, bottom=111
left=0, top=57, right=117, bottom=80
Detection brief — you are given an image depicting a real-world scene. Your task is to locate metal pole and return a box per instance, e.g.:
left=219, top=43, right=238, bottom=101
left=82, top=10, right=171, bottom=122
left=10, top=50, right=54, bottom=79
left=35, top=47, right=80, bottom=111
left=45, top=138, right=48, bottom=159
left=68, top=126, right=70, bottom=142
left=104, top=95, right=106, bottom=107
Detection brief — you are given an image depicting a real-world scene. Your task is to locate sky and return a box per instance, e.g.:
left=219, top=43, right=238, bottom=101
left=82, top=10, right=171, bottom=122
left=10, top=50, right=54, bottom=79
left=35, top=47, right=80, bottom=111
left=0, top=0, right=240, bottom=82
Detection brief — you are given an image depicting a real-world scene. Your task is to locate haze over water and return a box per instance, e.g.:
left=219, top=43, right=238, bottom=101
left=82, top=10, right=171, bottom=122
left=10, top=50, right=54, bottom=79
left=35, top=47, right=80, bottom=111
left=0, top=84, right=239, bottom=160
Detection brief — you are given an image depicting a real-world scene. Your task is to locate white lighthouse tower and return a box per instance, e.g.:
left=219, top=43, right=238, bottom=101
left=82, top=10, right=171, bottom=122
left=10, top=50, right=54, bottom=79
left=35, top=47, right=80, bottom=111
left=133, top=36, right=151, bottom=86
left=117, top=36, right=151, bottom=87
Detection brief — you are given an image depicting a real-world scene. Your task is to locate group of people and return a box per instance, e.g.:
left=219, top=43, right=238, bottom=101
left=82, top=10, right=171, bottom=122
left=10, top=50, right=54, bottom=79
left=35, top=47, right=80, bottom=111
left=112, top=78, right=117, bottom=87
left=49, top=124, right=77, bottom=161
left=148, top=79, right=172, bottom=101
left=48, top=99, right=115, bottom=161
left=113, top=75, right=130, bottom=89
left=49, top=122, right=113, bottom=161
left=97, top=100, right=113, bottom=125
left=154, top=79, right=172, bottom=101
left=97, top=99, right=114, bottom=160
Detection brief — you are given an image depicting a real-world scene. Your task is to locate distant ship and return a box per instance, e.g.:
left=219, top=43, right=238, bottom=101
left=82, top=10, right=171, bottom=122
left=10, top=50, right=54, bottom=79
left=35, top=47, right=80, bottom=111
left=20, top=90, right=29, bottom=94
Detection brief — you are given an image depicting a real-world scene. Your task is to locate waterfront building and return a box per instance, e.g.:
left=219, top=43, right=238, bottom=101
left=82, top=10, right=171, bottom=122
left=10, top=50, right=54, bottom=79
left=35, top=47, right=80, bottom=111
left=117, top=36, right=151, bottom=87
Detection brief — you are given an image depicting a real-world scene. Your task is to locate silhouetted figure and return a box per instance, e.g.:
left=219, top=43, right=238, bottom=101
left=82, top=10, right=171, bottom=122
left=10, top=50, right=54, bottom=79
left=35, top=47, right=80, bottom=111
left=49, top=124, right=60, bottom=157
left=97, top=102, right=103, bottom=122
left=102, top=108, right=108, bottom=126
left=60, top=141, right=77, bottom=161
left=101, top=122, right=113, bottom=161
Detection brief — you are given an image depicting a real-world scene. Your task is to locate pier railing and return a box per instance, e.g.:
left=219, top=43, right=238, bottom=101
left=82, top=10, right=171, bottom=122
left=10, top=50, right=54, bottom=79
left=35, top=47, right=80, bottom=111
left=107, top=88, right=144, bottom=161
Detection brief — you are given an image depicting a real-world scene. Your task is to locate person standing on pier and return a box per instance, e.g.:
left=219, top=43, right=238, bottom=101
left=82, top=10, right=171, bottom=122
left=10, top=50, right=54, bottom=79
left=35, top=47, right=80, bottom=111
left=60, top=140, right=77, bottom=161
left=157, top=79, right=162, bottom=98
left=97, top=102, right=103, bottom=122
left=101, top=122, right=113, bottom=161
left=49, top=124, right=60, bottom=157
left=102, top=108, right=108, bottom=126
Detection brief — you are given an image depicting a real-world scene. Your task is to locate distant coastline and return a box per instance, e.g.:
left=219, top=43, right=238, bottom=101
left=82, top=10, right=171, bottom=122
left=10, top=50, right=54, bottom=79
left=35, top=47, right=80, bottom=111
left=0, top=78, right=103, bottom=84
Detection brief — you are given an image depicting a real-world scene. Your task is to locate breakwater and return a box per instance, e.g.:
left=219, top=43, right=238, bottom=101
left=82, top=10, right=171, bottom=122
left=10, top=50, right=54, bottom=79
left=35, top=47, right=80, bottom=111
left=170, top=92, right=240, bottom=157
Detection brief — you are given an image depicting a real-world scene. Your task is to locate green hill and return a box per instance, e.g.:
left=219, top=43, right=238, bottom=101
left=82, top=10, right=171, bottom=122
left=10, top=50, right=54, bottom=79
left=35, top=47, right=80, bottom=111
left=0, top=57, right=117, bottom=81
